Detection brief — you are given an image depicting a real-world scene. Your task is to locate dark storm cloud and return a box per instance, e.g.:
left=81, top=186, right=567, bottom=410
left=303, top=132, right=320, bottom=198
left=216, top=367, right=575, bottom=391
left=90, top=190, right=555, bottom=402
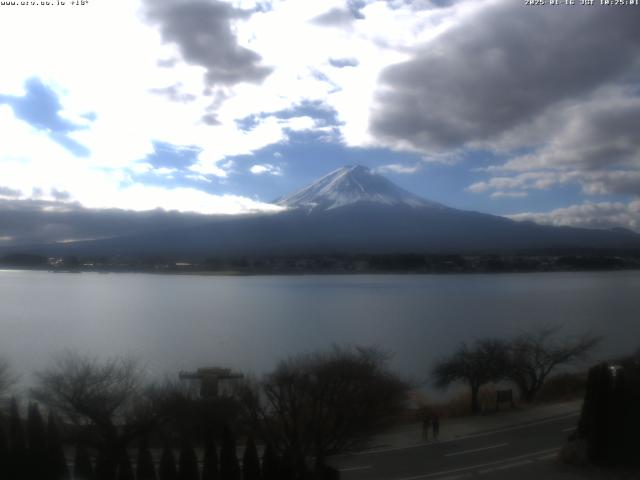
left=144, top=0, right=272, bottom=87
left=0, top=199, right=215, bottom=246
left=370, top=2, right=640, bottom=153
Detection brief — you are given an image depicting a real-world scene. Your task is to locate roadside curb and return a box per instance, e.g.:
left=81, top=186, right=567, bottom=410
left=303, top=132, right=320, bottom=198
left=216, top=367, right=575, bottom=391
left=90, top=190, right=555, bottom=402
left=445, top=409, right=581, bottom=440
left=342, top=408, right=581, bottom=457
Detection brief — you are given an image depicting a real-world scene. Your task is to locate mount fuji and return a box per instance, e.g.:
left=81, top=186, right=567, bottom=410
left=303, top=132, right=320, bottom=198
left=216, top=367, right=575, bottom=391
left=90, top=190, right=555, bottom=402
left=276, top=165, right=443, bottom=211
left=23, top=165, right=640, bottom=258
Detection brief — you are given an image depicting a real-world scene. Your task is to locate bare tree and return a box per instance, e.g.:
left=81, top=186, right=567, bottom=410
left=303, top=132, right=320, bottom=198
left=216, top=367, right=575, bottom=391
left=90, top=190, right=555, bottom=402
left=0, top=358, right=16, bottom=398
left=145, top=376, right=241, bottom=443
left=238, top=345, right=409, bottom=478
left=31, top=351, right=160, bottom=478
left=432, top=339, right=509, bottom=414
left=507, top=325, right=600, bottom=403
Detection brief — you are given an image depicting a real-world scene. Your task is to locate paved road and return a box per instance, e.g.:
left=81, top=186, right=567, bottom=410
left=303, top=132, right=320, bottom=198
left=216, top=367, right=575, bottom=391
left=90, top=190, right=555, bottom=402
left=330, top=413, right=580, bottom=480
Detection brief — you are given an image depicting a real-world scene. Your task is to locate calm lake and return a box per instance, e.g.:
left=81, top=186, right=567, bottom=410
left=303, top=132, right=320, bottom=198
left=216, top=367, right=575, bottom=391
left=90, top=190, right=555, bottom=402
left=1, top=269, right=638, bottom=387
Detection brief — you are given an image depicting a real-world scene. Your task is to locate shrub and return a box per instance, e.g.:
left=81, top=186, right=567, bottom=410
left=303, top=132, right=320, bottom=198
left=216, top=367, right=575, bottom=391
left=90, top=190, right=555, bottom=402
left=536, top=372, right=587, bottom=403
left=74, top=444, right=95, bottom=480
left=201, top=434, right=219, bottom=480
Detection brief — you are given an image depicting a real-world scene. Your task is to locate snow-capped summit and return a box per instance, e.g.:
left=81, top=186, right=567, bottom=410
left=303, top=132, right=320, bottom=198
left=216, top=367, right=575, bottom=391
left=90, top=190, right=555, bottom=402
left=277, top=165, right=443, bottom=211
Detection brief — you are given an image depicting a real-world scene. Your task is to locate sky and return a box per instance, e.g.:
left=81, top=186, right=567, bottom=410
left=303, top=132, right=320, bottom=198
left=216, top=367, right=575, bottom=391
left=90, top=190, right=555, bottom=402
left=1, top=0, right=640, bottom=244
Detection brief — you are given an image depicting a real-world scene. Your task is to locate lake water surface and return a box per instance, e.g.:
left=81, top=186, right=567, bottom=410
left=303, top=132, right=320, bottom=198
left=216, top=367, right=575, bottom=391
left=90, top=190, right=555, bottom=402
left=1, top=270, right=638, bottom=387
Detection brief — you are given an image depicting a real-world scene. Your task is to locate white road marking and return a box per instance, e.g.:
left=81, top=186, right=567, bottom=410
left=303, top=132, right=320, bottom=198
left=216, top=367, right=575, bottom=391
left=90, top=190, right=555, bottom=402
left=338, top=465, right=372, bottom=472
left=342, top=412, right=579, bottom=457
left=562, top=427, right=576, bottom=432
left=445, top=443, right=508, bottom=457
left=390, top=447, right=562, bottom=480
left=432, top=474, right=472, bottom=480
left=536, top=453, right=558, bottom=461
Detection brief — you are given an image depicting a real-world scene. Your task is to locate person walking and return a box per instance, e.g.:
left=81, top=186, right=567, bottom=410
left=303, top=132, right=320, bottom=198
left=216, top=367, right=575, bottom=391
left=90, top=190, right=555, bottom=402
left=432, top=415, right=440, bottom=441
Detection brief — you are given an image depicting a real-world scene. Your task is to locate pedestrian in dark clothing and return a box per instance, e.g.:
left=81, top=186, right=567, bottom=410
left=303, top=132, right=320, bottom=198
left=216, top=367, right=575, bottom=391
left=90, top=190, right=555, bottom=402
left=432, top=416, right=440, bottom=441
left=422, top=417, right=430, bottom=441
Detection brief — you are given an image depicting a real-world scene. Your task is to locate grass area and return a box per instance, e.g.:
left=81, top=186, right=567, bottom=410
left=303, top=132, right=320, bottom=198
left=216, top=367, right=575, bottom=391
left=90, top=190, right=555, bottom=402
left=402, top=371, right=587, bottom=422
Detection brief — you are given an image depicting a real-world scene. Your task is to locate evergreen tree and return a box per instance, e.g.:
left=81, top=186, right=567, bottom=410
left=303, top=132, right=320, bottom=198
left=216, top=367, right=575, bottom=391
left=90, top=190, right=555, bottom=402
left=0, top=424, right=9, bottom=479
left=178, top=437, right=199, bottom=480
left=47, top=412, right=70, bottom=480
left=9, top=398, right=27, bottom=480
left=27, top=402, right=48, bottom=480
left=159, top=442, right=179, bottom=480
left=260, top=444, right=278, bottom=480
left=201, top=433, right=219, bottom=480
left=136, top=436, right=157, bottom=480
left=95, top=447, right=117, bottom=480
left=116, top=451, right=134, bottom=480
left=278, top=451, right=295, bottom=480
left=74, top=444, right=95, bottom=480
left=242, top=436, right=260, bottom=480
left=219, top=426, right=240, bottom=480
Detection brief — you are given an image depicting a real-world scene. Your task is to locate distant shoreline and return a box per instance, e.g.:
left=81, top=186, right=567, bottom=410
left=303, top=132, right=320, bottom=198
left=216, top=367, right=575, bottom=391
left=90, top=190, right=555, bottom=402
left=2, top=264, right=640, bottom=277
left=3, top=251, right=640, bottom=276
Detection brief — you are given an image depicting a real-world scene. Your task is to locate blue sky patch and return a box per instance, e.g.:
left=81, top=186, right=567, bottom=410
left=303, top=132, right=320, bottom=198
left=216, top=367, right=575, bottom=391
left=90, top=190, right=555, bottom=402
left=235, top=101, right=342, bottom=133
left=143, top=141, right=201, bottom=170
left=0, top=78, right=91, bottom=157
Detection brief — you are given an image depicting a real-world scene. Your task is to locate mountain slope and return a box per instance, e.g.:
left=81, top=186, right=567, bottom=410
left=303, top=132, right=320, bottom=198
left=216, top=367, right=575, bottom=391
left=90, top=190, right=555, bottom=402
left=16, top=165, right=640, bottom=258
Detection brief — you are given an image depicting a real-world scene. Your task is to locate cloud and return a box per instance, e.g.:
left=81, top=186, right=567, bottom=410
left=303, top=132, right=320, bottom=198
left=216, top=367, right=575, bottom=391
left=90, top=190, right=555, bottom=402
left=469, top=92, right=640, bottom=199
left=370, top=2, right=640, bottom=153
left=249, top=163, right=282, bottom=176
left=149, top=84, right=197, bottom=103
left=579, top=171, right=640, bottom=197
left=143, top=0, right=272, bottom=87
left=374, top=163, right=421, bottom=174
left=467, top=172, right=571, bottom=195
left=0, top=0, right=360, bottom=215
left=0, top=192, right=285, bottom=246
left=188, top=114, right=318, bottom=176
left=374, top=0, right=640, bottom=233
left=0, top=186, right=21, bottom=198
left=509, top=201, right=640, bottom=233
left=0, top=198, right=215, bottom=246
left=501, top=95, right=640, bottom=172
left=329, top=57, right=360, bottom=68
left=384, top=0, right=467, bottom=9
left=311, top=7, right=357, bottom=28
left=8, top=0, right=637, bottom=235
left=51, top=189, right=71, bottom=201
left=490, top=191, right=527, bottom=199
